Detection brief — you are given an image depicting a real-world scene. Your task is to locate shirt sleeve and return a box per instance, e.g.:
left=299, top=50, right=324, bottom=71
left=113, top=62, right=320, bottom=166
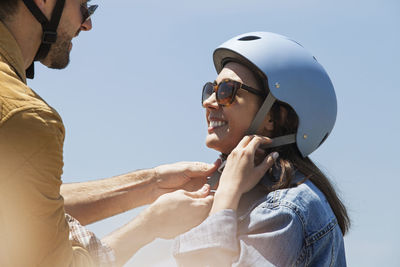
left=66, top=214, right=116, bottom=266
left=0, top=109, right=114, bottom=267
left=173, top=205, right=305, bottom=267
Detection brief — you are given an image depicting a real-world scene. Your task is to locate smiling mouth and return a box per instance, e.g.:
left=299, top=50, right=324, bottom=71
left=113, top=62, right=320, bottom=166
left=209, top=121, right=227, bottom=128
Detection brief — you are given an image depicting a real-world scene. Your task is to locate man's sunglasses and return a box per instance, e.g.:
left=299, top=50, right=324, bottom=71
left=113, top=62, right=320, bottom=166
left=202, top=79, right=265, bottom=107
left=80, top=2, right=98, bottom=23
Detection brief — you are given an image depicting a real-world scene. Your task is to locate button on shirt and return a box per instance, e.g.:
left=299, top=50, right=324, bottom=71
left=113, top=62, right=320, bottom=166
left=173, top=178, right=347, bottom=266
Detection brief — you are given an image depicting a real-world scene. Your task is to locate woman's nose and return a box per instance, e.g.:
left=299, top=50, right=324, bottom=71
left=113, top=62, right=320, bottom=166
left=203, top=92, right=219, bottom=109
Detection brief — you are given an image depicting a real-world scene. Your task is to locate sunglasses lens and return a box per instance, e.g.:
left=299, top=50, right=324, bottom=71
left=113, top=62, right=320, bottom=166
left=217, top=81, right=235, bottom=105
left=202, top=83, right=214, bottom=104
left=80, top=5, right=89, bottom=22
left=81, top=4, right=98, bottom=23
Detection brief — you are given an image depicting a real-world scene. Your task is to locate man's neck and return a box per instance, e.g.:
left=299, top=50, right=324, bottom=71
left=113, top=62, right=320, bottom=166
left=4, top=5, right=42, bottom=70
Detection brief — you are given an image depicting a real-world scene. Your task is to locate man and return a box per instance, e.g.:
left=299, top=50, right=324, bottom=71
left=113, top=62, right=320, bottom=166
left=0, top=0, right=217, bottom=266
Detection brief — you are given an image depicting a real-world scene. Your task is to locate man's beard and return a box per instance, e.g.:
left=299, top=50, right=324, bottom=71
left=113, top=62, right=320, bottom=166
left=41, top=32, right=72, bottom=69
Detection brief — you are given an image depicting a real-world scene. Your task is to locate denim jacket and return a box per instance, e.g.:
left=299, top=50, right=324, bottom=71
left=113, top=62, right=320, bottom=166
left=173, top=173, right=346, bottom=267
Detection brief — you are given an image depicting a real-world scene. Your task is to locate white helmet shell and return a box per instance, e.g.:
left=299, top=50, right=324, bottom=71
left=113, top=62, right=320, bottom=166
left=213, top=32, right=337, bottom=157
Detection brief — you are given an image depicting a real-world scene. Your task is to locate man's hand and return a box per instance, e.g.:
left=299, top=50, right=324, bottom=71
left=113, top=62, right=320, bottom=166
left=102, top=185, right=214, bottom=266
left=153, top=161, right=220, bottom=196
left=145, top=184, right=214, bottom=240
left=62, top=160, right=219, bottom=225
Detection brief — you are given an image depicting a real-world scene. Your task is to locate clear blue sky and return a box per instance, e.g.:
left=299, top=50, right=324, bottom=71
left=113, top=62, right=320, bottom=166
left=29, top=0, right=399, bottom=266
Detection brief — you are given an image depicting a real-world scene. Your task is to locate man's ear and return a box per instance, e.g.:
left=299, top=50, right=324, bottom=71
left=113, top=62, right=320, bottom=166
left=32, top=0, right=54, bottom=19
left=32, top=0, right=45, bottom=9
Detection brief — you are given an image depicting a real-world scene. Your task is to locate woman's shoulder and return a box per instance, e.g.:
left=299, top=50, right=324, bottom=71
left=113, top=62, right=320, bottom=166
left=240, top=178, right=338, bottom=239
left=270, top=180, right=336, bottom=225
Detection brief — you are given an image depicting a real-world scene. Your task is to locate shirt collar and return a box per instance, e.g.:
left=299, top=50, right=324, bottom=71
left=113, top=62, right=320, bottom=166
left=0, top=20, right=27, bottom=83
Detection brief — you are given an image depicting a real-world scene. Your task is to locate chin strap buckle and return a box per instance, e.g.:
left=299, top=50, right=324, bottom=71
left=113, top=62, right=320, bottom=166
left=42, top=31, right=58, bottom=44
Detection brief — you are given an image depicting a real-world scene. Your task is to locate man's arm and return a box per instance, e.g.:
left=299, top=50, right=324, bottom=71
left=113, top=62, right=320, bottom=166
left=61, top=161, right=218, bottom=225
left=61, top=169, right=158, bottom=226
left=0, top=109, right=217, bottom=266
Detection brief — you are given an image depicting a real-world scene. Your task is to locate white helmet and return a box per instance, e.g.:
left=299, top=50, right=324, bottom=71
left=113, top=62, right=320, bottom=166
left=213, top=32, right=337, bottom=157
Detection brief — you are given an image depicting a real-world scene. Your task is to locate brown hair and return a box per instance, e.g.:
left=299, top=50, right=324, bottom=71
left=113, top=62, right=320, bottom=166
left=264, top=100, right=350, bottom=235
left=0, top=0, right=19, bottom=22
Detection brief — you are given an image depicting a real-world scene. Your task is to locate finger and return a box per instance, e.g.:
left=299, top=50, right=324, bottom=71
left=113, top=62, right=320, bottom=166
left=256, top=152, right=279, bottom=173
left=206, top=158, right=222, bottom=175
left=246, top=135, right=272, bottom=154
left=202, top=194, right=214, bottom=205
left=185, top=161, right=220, bottom=177
left=205, top=194, right=214, bottom=202
left=200, top=194, right=214, bottom=203
left=235, top=135, right=255, bottom=149
left=194, top=194, right=214, bottom=208
left=184, top=184, right=210, bottom=198
left=232, top=136, right=270, bottom=164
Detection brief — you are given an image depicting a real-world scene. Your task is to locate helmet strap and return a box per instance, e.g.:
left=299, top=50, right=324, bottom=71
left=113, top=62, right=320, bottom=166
left=246, top=92, right=296, bottom=149
left=207, top=154, right=227, bottom=189
left=246, top=92, right=276, bottom=135
left=260, top=134, right=296, bottom=149
left=22, top=0, right=66, bottom=79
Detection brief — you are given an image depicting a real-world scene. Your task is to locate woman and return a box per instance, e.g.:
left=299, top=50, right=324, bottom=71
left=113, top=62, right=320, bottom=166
left=173, top=32, right=350, bottom=266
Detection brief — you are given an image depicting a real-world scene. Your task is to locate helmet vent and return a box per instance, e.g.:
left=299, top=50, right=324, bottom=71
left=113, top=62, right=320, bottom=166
left=238, top=36, right=261, bottom=41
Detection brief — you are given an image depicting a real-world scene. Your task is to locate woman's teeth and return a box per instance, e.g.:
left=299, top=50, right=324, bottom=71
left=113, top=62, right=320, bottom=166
left=210, top=121, right=227, bottom=128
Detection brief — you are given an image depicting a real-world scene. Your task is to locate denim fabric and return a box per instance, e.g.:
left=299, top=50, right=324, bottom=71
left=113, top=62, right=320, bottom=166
left=173, top=176, right=346, bottom=267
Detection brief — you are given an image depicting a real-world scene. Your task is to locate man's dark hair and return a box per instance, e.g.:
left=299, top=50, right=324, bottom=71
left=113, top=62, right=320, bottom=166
left=0, top=0, right=19, bottom=22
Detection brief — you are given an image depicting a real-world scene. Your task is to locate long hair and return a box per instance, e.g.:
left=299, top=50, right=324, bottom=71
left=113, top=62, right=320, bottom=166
left=264, top=100, right=350, bottom=235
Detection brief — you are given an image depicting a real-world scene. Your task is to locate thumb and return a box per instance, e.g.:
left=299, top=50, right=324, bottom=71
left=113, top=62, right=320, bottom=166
left=184, top=184, right=210, bottom=198
left=257, top=152, right=279, bottom=174
left=185, top=159, right=221, bottom=177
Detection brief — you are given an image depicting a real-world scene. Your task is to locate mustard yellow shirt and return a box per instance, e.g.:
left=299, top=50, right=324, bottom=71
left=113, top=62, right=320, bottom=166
left=0, top=21, right=96, bottom=267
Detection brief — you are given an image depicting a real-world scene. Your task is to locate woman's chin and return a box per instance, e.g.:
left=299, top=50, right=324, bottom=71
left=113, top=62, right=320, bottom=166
left=205, top=140, right=232, bottom=155
left=206, top=139, right=222, bottom=153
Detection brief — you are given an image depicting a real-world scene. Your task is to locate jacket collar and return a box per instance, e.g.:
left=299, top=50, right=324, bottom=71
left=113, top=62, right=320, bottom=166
left=0, top=20, right=27, bottom=83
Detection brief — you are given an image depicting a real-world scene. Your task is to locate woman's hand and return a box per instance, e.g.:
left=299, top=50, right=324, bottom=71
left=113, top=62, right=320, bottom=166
left=145, top=184, right=214, bottom=240
left=211, top=135, right=278, bottom=214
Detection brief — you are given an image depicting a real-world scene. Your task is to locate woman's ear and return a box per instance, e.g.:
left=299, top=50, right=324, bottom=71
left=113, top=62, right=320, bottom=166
left=261, top=112, right=274, bottom=136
